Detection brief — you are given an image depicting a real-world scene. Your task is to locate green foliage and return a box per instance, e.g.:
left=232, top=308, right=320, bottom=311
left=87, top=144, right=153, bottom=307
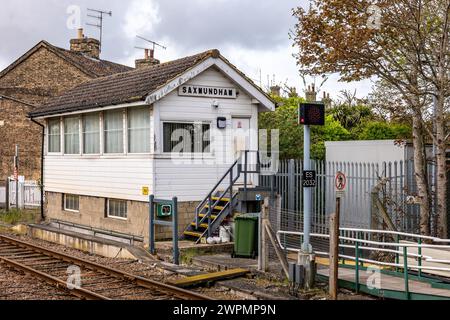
left=259, top=97, right=351, bottom=160
left=0, top=209, right=37, bottom=225
left=356, top=122, right=412, bottom=140
left=259, top=96, right=305, bottom=159
left=328, top=104, right=375, bottom=131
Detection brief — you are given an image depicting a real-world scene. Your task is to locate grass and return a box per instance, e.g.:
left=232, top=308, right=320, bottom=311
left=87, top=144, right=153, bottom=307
left=0, top=209, right=39, bottom=226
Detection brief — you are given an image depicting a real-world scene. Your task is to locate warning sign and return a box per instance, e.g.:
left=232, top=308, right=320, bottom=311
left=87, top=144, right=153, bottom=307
left=142, top=186, right=149, bottom=196
left=335, top=172, right=347, bottom=198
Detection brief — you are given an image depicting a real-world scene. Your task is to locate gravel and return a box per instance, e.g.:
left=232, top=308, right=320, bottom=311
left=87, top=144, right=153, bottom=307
left=0, top=231, right=242, bottom=300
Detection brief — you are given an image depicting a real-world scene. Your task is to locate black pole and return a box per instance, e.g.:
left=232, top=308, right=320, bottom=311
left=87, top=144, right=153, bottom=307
left=149, top=195, right=155, bottom=255
left=30, top=118, right=45, bottom=220
left=173, top=197, right=179, bottom=265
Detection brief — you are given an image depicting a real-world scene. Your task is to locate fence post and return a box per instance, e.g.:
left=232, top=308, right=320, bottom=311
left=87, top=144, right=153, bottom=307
left=355, top=240, right=360, bottom=294
left=329, top=202, right=340, bottom=300
left=403, top=246, right=410, bottom=300
left=288, top=159, right=295, bottom=213
left=5, top=178, right=10, bottom=212
left=259, top=198, right=269, bottom=272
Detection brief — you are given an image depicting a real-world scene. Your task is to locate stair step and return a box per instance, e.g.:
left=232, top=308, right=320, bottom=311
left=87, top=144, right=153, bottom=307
left=204, top=205, right=225, bottom=211
left=212, top=197, right=231, bottom=202
left=184, top=231, right=203, bottom=238
left=191, top=222, right=209, bottom=229
left=199, top=214, right=218, bottom=220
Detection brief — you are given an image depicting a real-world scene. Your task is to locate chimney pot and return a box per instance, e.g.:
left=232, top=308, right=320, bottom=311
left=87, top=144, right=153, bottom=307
left=70, top=29, right=100, bottom=59
left=144, top=49, right=149, bottom=59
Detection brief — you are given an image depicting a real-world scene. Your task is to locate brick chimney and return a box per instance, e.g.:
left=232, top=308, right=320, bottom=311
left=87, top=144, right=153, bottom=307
left=135, top=49, right=160, bottom=69
left=70, top=28, right=100, bottom=59
left=270, top=85, right=281, bottom=97
left=305, top=84, right=318, bottom=102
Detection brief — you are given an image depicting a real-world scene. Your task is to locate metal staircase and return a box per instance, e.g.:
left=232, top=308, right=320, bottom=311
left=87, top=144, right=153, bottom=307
left=183, top=151, right=260, bottom=244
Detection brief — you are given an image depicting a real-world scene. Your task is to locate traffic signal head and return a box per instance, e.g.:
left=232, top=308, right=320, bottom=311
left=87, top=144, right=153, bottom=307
left=299, top=103, right=325, bottom=126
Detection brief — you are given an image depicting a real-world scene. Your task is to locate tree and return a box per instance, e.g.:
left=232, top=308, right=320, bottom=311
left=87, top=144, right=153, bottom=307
left=259, top=96, right=351, bottom=160
left=356, top=122, right=412, bottom=140
left=293, top=0, right=449, bottom=236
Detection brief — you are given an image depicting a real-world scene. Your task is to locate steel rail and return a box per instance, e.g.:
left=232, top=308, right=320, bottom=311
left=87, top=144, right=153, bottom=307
left=0, top=235, right=212, bottom=300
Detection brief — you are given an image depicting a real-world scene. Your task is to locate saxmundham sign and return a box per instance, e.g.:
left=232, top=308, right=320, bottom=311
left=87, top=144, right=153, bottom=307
left=178, top=85, right=237, bottom=99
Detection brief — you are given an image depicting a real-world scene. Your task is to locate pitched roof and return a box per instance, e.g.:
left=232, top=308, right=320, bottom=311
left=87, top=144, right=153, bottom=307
left=0, top=40, right=132, bottom=80
left=29, top=50, right=218, bottom=117
left=29, top=49, right=276, bottom=118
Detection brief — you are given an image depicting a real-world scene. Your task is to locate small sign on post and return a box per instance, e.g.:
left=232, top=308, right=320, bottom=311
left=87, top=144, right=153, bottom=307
left=302, top=170, right=317, bottom=188
left=335, top=171, right=347, bottom=198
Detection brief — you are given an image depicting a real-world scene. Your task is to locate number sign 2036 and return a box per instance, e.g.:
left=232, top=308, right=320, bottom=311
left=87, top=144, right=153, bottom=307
left=303, top=170, right=317, bottom=188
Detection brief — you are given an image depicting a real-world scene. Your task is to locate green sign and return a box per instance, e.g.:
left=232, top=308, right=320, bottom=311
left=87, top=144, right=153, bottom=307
left=157, top=204, right=173, bottom=217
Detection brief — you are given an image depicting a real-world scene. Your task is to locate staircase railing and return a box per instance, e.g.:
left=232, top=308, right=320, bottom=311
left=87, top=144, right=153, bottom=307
left=194, top=150, right=260, bottom=236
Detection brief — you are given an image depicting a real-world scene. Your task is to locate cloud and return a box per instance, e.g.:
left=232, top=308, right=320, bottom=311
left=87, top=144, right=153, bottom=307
left=0, top=0, right=371, bottom=100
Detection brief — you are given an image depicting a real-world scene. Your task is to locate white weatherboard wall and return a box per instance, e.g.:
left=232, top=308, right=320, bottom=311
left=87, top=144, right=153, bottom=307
left=325, top=140, right=406, bottom=166
left=43, top=66, right=260, bottom=203
left=154, top=66, right=259, bottom=201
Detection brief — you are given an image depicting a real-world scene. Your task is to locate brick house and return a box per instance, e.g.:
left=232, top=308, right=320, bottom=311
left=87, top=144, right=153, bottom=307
left=0, top=29, right=132, bottom=182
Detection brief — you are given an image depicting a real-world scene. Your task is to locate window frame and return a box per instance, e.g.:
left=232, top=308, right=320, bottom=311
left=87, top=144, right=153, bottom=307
left=82, top=113, right=101, bottom=155
left=127, top=106, right=151, bottom=154
left=64, top=194, right=80, bottom=213
left=64, top=116, right=81, bottom=155
left=103, top=109, right=125, bottom=155
left=162, top=121, right=212, bottom=155
left=47, top=118, right=62, bottom=154
left=106, top=199, right=128, bottom=220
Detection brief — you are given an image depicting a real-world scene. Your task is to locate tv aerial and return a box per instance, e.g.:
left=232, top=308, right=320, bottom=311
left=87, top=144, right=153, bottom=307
left=136, top=35, right=167, bottom=56
left=86, top=8, right=112, bottom=53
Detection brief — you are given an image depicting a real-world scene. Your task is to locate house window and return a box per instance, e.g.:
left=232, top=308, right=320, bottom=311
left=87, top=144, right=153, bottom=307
left=83, top=113, right=100, bottom=154
left=64, top=117, right=80, bottom=154
left=128, top=107, right=150, bottom=153
left=104, top=110, right=124, bottom=154
left=64, top=194, right=80, bottom=212
left=48, top=118, right=61, bottom=153
left=163, top=122, right=211, bottom=153
left=107, top=199, right=127, bottom=219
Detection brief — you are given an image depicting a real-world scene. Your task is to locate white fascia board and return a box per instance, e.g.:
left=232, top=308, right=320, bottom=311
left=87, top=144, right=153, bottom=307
left=145, top=57, right=276, bottom=112
left=214, top=59, right=275, bottom=112
left=32, top=101, right=149, bottom=120
left=145, top=58, right=216, bottom=104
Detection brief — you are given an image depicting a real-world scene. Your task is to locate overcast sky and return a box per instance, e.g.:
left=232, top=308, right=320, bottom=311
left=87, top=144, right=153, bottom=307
left=0, top=0, right=372, bottom=99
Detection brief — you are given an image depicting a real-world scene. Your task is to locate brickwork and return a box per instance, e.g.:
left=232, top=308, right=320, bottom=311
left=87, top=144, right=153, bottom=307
left=0, top=46, right=93, bottom=182
left=0, top=41, right=129, bottom=182
left=45, top=192, right=198, bottom=243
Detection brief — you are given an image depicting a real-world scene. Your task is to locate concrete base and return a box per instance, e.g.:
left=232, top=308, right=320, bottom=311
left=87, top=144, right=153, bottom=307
left=298, top=251, right=316, bottom=290
left=155, top=241, right=234, bottom=264
left=28, top=223, right=154, bottom=261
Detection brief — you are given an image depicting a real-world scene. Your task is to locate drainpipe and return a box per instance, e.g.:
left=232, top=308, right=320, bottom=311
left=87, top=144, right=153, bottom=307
left=30, top=117, right=45, bottom=220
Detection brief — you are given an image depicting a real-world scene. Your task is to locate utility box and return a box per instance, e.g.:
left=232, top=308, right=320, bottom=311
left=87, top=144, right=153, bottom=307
left=237, top=187, right=271, bottom=214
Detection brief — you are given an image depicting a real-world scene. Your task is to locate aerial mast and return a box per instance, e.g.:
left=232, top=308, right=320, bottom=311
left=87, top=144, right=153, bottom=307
left=86, top=8, right=112, bottom=53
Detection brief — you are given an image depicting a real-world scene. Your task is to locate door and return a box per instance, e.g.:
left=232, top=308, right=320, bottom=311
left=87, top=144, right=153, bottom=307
left=232, top=118, right=252, bottom=185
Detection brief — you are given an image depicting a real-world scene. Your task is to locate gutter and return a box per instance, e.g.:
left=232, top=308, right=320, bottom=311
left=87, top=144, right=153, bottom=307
left=29, top=117, right=45, bottom=220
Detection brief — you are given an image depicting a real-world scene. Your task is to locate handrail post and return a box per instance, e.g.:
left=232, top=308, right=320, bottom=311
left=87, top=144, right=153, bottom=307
left=395, top=235, right=400, bottom=272
left=244, top=151, right=248, bottom=203
left=418, top=238, right=422, bottom=278
left=355, top=240, right=360, bottom=294
left=208, top=195, right=212, bottom=238
left=403, top=246, right=410, bottom=300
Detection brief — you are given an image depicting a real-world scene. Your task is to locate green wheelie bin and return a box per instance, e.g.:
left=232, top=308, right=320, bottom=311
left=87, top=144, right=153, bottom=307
left=232, top=213, right=259, bottom=259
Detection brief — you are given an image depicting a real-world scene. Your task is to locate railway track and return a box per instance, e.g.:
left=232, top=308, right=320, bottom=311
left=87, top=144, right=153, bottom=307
left=0, top=235, right=212, bottom=300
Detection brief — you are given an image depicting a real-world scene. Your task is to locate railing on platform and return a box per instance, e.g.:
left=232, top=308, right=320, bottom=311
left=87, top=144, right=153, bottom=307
left=277, top=228, right=450, bottom=299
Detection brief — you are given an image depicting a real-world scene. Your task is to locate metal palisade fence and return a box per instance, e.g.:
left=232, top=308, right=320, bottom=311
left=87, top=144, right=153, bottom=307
left=260, top=159, right=421, bottom=236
